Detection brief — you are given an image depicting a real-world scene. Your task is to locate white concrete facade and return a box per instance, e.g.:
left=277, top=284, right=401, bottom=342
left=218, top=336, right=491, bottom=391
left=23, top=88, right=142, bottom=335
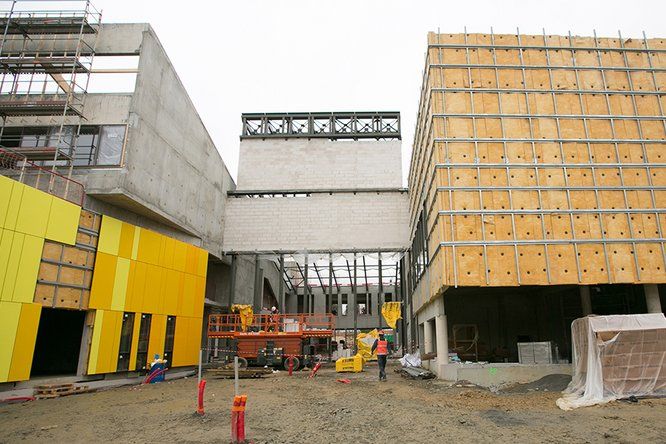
left=237, top=139, right=402, bottom=190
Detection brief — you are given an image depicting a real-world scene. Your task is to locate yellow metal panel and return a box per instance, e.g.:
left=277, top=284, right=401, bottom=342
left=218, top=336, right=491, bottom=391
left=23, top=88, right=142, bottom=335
left=117, top=223, right=135, bottom=259
left=163, top=270, right=180, bottom=315
left=0, top=301, right=21, bottom=382
left=124, top=261, right=137, bottom=312
left=97, top=216, right=122, bottom=256
left=0, top=176, right=14, bottom=227
left=137, top=229, right=160, bottom=265
left=87, top=310, right=104, bottom=374
left=0, top=229, right=13, bottom=299
left=15, top=186, right=52, bottom=237
left=180, top=274, right=196, bottom=317
left=128, top=311, right=141, bottom=371
left=172, top=241, right=187, bottom=272
left=143, top=264, right=161, bottom=313
left=45, top=197, right=80, bottom=245
left=175, top=269, right=186, bottom=315
left=187, top=317, right=203, bottom=364
left=110, top=257, right=130, bottom=311
left=157, top=235, right=166, bottom=267
left=185, top=244, right=197, bottom=275
left=1, top=232, right=23, bottom=302
left=89, top=252, right=117, bottom=310
left=196, top=248, right=208, bottom=277
left=3, top=181, right=24, bottom=231
left=171, top=315, right=189, bottom=367
left=147, top=314, right=166, bottom=361
left=163, top=237, right=175, bottom=270
left=131, top=262, right=147, bottom=313
left=131, top=227, right=141, bottom=260
left=13, top=235, right=44, bottom=303
left=193, top=275, right=205, bottom=318
left=8, top=303, right=41, bottom=382
left=107, top=310, right=123, bottom=373
left=96, top=310, right=122, bottom=373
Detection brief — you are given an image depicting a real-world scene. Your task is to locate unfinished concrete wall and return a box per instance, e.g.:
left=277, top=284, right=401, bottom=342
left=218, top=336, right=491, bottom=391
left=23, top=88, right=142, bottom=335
left=237, top=139, right=402, bottom=190
left=222, top=192, right=409, bottom=252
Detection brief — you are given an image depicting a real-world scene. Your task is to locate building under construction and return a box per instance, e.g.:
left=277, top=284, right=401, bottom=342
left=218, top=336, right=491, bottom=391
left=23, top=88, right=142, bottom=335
left=0, top=0, right=664, bottom=388
left=404, top=31, right=666, bottom=380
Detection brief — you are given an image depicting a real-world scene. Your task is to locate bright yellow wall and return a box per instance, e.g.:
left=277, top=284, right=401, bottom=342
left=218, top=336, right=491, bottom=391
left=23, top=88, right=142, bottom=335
left=0, top=176, right=80, bottom=383
left=87, top=215, right=208, bottom=374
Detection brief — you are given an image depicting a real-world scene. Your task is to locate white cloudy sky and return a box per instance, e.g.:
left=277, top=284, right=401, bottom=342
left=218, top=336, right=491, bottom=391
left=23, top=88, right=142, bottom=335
left=54, top=1, right=666, bottom=183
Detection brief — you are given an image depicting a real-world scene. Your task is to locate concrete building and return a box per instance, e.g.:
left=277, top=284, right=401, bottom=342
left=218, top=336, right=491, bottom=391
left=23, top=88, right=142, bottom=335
left=0, top=1, right=277, bottom=385
left=404, top=31, right=666, bottom=382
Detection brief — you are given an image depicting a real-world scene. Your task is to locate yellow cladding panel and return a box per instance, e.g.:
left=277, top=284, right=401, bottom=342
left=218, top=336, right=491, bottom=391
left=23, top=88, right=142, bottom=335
left=171, top=316, right=189, bottom=367
left=137, top=229, right=160, bottom=265
left=92, top=310, right=122, bottom=374
left=187, top=317, right=203, bottom=364
left=143, top=264, right=162, bottom=313
left=0, top=301, right=21, bottom=382
left=0, top=230, right=13, bottom=298
left=130, top=261, right=147, bottom=313
left=8, top=303, right=41, bottom=382
left=118, top=222, right=135, bottom=259
left=110, top=258, right=130, bottom=311
left=185, top=244, right=198, bottom=275
left=131, top=227, right=141, bottom=260
left=128, top=312, right=141, bottom=371
left=3, top=181, right=24, bottom=230
left=45, top=197, right=80, bottom=245
left=196, top=248, right=208, bottom=277
left=147, top=314, right=166, bottom=361
left=124, top=261, right=137, bottom=312
left=162, top=237, right=175, bottom=270
left=108, top=311, right=123, bottom=374
left=14, top=185, right=52, bottom=237
left=180, top=274, right=196, bottom=317
left=172, top=241, right=187, bottom=272
left=193, top=276, right=205, bottom=318
left=13, top=235, right=44, bottom=303
left=1, top=232, right=23, bottom=302
left=89, top=252, right=117, bottom=310
left=87, top=310, right=104, bottom=374
left=97, top=216, right=122, bottom=256
left=0, top=176, right=13, bottom=226
left=163, top=270, right=181, bottom=315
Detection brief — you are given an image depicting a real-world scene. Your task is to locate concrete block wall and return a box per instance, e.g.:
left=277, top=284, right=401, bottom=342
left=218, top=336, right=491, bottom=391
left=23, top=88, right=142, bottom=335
left=222, top=192, right=409, bottom=252
left=237, top=139, right=402, bottom=190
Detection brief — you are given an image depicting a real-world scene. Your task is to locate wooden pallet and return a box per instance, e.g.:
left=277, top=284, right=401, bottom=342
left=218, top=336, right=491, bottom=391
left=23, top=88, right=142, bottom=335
left=33, top=384, right=93, bottom=399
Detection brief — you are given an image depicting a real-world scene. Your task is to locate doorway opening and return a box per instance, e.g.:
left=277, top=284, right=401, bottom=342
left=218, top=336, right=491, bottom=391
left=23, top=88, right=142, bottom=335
left=31, top=308, right=86, bottom=377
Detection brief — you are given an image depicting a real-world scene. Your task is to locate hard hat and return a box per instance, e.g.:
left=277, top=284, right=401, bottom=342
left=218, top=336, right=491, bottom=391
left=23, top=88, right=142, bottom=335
left=272, top=306, right=276, bottom=311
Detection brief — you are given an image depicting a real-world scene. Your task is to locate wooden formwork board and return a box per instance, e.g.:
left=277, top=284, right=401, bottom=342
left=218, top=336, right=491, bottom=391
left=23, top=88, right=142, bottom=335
left=414, top=32, right=666, bottom=289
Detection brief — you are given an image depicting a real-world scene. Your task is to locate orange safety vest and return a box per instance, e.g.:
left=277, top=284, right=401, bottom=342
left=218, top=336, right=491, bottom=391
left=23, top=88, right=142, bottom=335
left=376, top=339, right=388, bottom=355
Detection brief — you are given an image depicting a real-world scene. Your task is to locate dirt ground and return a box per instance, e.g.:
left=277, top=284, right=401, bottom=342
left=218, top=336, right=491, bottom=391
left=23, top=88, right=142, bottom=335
left=1, top=361, right=665, bottom=443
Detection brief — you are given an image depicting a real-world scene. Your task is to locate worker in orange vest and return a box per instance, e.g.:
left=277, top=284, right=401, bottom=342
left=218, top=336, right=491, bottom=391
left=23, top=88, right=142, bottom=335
left=370, top=330, right=390, bottom=381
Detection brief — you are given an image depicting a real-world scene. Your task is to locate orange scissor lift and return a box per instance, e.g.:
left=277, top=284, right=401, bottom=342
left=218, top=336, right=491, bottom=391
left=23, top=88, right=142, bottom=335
left=207, top=313, right=335, bottom=370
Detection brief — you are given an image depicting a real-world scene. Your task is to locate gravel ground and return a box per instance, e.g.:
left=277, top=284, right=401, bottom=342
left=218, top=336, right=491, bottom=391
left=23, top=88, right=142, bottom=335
left=1, top=361, right=664, bottom=443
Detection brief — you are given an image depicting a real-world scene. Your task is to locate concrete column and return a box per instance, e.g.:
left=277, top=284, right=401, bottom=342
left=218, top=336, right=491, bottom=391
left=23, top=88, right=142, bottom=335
left=644, top=284, right=662, bottom=313
left=580, top=285, right=592, bottom=316
left=423, top=320, right=433, bottom=354
left=435, top=314, right=448, bottom=364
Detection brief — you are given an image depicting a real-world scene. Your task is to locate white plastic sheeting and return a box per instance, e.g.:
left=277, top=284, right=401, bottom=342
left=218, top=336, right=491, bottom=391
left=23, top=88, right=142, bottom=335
left=557, top=314, right=666, bottom=410
left=399, top=350, right=422, bottom=367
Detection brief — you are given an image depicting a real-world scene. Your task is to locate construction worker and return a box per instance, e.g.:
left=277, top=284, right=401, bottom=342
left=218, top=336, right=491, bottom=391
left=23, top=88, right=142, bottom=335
left=370, top=330, right=390, bottom=381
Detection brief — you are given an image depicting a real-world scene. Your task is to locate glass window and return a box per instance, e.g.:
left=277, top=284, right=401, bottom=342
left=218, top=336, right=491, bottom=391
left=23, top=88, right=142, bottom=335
left=73, top=128, right=98, bottom=166
left=163, top=316, right=176, bottom=364
left=117, top=312, right=135, bottom=372
left=97, top=125, right=125, bottom=165
left=135, top=313, right=152, bottom=371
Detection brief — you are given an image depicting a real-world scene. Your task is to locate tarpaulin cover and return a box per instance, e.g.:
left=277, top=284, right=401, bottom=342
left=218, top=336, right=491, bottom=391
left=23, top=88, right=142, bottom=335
left=382, top=302, right=402, bottom=329
left=231, top=304, right=254, bottom=332
left=556, top=313, right=666, bottom=410
left=356, top=329, right=379, bottom=361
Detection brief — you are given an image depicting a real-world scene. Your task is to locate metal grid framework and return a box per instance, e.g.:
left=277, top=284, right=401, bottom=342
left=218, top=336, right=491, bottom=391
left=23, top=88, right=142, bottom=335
left=0, top=0, right=100, bottom=201
left=407, top=29, right=666, bottom=305
left=241, top=112, right=401, bottom=140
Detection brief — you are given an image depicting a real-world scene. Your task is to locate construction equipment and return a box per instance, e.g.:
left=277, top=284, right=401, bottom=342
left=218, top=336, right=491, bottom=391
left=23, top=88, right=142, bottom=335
left=207, top=313, right=335, bottom=370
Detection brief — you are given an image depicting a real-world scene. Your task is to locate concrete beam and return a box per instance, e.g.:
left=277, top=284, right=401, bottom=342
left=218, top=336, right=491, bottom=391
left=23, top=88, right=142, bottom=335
left=580, top=285, right=592, bottom=316
left=644, top=284, right=662, bottom=313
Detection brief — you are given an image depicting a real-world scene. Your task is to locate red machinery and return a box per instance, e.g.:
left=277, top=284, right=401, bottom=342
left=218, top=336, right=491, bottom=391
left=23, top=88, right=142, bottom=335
left=208, top=313, right=335, bottom=370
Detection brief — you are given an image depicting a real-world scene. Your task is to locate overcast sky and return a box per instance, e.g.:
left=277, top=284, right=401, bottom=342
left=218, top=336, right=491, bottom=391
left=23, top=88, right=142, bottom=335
left=90, top=0, right=663, bottom=184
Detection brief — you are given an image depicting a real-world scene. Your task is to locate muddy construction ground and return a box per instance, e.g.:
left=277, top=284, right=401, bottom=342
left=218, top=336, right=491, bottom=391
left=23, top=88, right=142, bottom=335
left=1, top=361, right=665, bottom=443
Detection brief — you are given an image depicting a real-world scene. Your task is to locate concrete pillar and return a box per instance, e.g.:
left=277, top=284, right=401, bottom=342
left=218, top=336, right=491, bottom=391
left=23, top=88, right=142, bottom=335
left=435, top=314, right=448, bottom=363
left=423, top=320, right=433, bottom=354
left=644, top=284, right=662, bottom=313
left=580, top=285, right=592, bottom=316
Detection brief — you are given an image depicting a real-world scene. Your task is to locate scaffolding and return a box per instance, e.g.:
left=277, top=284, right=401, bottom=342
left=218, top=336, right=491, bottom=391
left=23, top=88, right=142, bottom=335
left=0, top=0, right=100, bottom=202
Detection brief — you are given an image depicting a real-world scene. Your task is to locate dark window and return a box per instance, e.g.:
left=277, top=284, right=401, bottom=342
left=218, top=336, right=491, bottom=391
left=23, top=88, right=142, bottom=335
left=135, top=313, right=152, bottom=371
left=385, top=293, right=393, bottom=304
left=357, top=294, right=369, bottom=315
left=341, top=294, right=348, bottom=316
left=117, top=312, right=135, bottom=372
left=163, top=316, right=176, bottom=364
left=331, top=294, right=338, bottom=316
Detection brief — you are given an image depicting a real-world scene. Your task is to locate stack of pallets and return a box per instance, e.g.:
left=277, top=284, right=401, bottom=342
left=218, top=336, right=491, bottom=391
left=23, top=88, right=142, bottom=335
left=33, top=383, right=93, bottom=399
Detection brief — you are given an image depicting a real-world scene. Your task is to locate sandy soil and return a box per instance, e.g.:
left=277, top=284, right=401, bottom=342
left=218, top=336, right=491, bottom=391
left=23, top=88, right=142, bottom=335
left=1, top=361, right=665, bottom=443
